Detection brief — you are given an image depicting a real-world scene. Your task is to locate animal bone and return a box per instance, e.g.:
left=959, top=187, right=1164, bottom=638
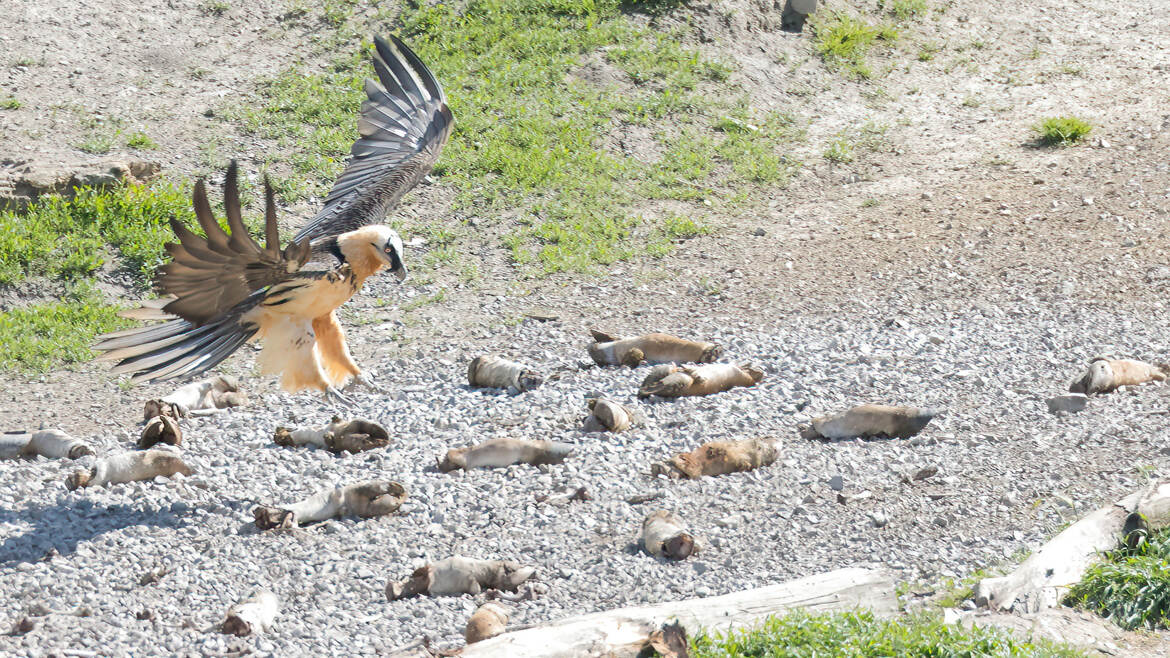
left=467, top=356, right=543, bottom=392
left=138, top=415, right=182, bottom=449
left=583, top=398, right=635, bottom=432
left=651, top=437, right=778, bottom=479
left=642, top=511, right=697, bottom=560
left=438, top=439, right=574, bottom=472
left=800, top=405, right=938, bottom=440
left=466, top=602, right=510, bottom=644
left=1068, top=358, right=1168, bottom=395
left=143, top=375, right=247, bottom=421
left=0, top=429, right=93, bottom=460
left=386, top=556, right=537, bottom=600
left=638, top=363, right=763, bottom=399
left=587, top=329, right=722, bottom=367
left=66, top=449, right=193, bottom=490
left=253, top=480, right=407, bottom=529
left=221, top=590, right=278, bottom=636
left=272, top=416, right=389, bottom=454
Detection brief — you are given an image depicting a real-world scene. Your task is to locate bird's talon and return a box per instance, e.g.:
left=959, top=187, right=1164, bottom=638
left=351, top=373, right=386, bottom=393
left=324, top=386, right=354, bottom=407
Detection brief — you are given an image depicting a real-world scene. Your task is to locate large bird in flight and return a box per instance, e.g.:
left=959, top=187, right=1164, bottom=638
left=94, top=35, right=453, bottom=403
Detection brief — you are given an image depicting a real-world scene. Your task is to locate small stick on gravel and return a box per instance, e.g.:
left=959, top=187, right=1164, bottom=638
left=272, top=416, right=389, bottom=454
left=386, top=556, right=537, bottom=600
left=253, top=480, right=407, bottom=530
left=638, top=363, right=763, bottom=399
left=467, top=356, right=543, bottom=392
left=143, top=375, right=247, bottom=421
left=583, top=397, right=635, bottom=432
left=138, top=415, right=182, bottom=449
left=641, top=510, right=697, bottom=560
left=66, top=448, right=192, bottom=490
left=0, top=429, right=93, bottom=460
left=1068, top=358, right=1168, bottom=395
left=438, top=438, right=573, bottom=472
left=221, top=590, right=278, bottom=636
left=799, top=405, right=938, bottom=440
left=651, top=437, right=778, bottom=479
left=466, top=602, right=510, bottom=644
left=587, top=329, right=722, bottom=367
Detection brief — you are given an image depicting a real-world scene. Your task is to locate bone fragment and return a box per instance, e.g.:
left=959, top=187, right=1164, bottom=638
left=144, top=375, right=246, bottom=421
left=638, top=363, right=763, bottom=399
left=138, top=415, right=182, bottom=449
left=221, top=590, right=278, bottom=636
left=468, top=356, right=543, bottom=392
left=651, top=437, right=778, bottom=479
left=386, top=556, right=537, bottom=600
left=439, top=439, right=574, bottom=473
left=587, top=329, right=722, bottom=367
left=253, top=480, right=407, bottom=529
left=583, top=398, right=635, bottom=432
left=801, top=405, right=938, bottom=440
left=0, top=429, right=93, bottom=460
left=66, top=449, right=192, bottom=490
left=272, top=416, right=389, bottom=454
left=466, top=602, right=510, bottom=644
left=642, top=511, right=696, bottom=560
left=1068, top=358, right=1168, bottom=395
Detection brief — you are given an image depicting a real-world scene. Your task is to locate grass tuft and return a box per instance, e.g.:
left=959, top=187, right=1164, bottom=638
left=0, top=97, right=20, bottom=110
left=889, top=0, right=928, bottom=20
left=0, top=284, right=129, bottom=373
left=812, top=13, right=898, bottom=79
left=1066, top=525, right=1170, bottom=630
left=689, top=610, right=1086, bottom=657
left=126, top=131, right=158, bottom=150
left=1036, top=116, right=1092, bottom=146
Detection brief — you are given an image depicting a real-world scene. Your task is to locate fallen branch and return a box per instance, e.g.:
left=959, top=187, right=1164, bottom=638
left=221, top=590, right=278, bottom=636
left=587, top=329, right=722, bottom=367
left=273, top=416, right=389, bottom=454
left=452, top=568, right=896, bottom=657
left=638, top=363, right=763, bottom=399
left=642, top=511, right=697, bottom=560
left=387, top=556, right=537, bottom=600
left=66, top=449, right=192, bottom=490
left=0, top=429, right=93, bottom=460
left=583, top=398, right=636, bottom=432
left=439, top=439, right=573, bottom=472
left=974, top=480, right=1170, bottom=613
left=800, top=405, right=938, bottom=440
left=1068, top=358, right=1168, bottom=395
left=651, top=437, right=778, bottom=479
left=253, top=480, right=407, bottom=529
left=468, top=356, right=543, bottom=392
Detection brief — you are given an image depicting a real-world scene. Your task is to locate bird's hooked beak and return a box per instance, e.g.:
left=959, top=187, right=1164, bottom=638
left=391, top=266, right=408, bottom=283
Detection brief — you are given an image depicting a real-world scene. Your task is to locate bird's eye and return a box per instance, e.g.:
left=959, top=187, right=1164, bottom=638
left=384, top=246, right=392, bottom=254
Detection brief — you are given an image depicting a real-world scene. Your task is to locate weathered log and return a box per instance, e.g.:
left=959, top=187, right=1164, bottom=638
left=253, top=480, right=406, bottom=529
left=800, top=405, right=938, bottom=440
left=439, top=439, right=574, bottom=473
left=452, top=568, right=896, bottom=657
left=587, top=329, right=722, bottom=367
left=138, top=415, right=182, bottom=449
left=583, top=398, right=635, bottom=432
left=651, top=437, right=778, bottom=479
left=638, top=363, right=763, bottom=399
left=641, top=510, right=696, bottom=560
left=144, top=375, right=246, bottom=421
left=1068, top=358, right=1168, bottom=395
left=386, top=556, right=537, bottom=600
left=66, top=449, right=192, bottom=490
left=466, top=602, right=510, bottom=644
left=272, top=416, right=389, bottom=454
left=221, top=590, right=278, bottom=636
left=974, top=481, right=1170, bottom=613
left=0, top=429, right=93, bottom=460
left=468, top=356, right=543, bottom=392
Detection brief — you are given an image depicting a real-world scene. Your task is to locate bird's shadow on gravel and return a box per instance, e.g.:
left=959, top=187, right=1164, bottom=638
left=0, top=499, right=189, bottom=565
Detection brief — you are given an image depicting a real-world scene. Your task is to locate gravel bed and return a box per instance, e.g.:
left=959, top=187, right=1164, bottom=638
left=2, top=299, right=1170, bottom=656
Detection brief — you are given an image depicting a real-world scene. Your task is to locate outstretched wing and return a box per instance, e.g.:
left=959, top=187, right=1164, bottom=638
left=293, top=34, right=453, bottom=246
left=158, top=161, right=311, bottom=326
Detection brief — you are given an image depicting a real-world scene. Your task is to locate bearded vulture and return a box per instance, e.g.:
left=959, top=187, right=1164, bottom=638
left=93, top=35, right=453, bottom=403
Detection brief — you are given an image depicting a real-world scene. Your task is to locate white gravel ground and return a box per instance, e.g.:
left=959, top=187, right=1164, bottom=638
left=2, top=297, right=1170, bottom=655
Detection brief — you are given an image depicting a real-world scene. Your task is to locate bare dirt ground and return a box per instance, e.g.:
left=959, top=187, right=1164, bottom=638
left=3, top=0, right=1170, bottom=653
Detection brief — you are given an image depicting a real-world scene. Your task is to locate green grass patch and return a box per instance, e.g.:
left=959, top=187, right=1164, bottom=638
left=0, top=181, right=193, bottom=286
left=0, top=285, right=130, bottom=373
left=227, top=0, right=802, bottom=274
left=888, top=0, right=928, bottom=20
left=812, top=13, right=898, bottom=79
left=76, top=134, right=115, bottom=155
left=126, top=131, right=158, bottom=150
left=1066, top=526, right=1170, bottom=630
left=689, top=610, right=1086, bottom=657
left=0, top=97, right=20, bottom=110
left=1036, top=116, right=1092, bottom=146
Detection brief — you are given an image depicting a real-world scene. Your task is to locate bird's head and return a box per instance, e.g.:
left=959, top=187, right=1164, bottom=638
left=338, top=225, right=407, bottom=282
left=375, top=227, right=408, bottom=283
